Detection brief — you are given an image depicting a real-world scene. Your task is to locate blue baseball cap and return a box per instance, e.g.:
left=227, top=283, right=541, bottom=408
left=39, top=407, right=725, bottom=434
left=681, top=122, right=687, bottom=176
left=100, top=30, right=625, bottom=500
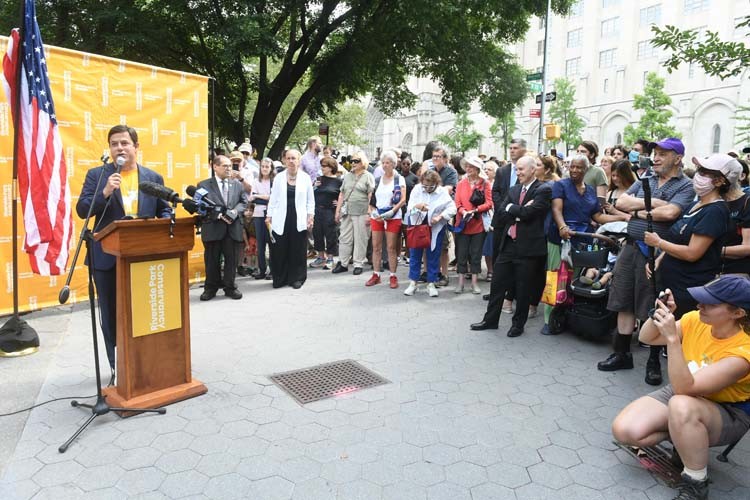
left=648, top=138, right=685, bottom=156
left=687, top=275, right=750, bottom=310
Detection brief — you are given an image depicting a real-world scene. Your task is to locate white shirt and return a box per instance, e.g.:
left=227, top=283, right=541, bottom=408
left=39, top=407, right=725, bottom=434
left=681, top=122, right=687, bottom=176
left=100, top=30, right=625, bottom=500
left=374, top=173, right=405, bottom=219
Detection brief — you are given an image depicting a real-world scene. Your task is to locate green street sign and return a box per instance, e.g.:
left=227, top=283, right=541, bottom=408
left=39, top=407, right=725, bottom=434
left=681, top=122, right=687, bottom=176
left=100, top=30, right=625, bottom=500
left=529, top=82, right=543, bottom=92
left=526, top=72, right=543, bottom=81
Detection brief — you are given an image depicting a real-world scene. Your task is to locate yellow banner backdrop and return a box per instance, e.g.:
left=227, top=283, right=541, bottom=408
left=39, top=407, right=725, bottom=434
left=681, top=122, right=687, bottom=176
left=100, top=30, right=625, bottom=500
left=0, top=41, right=210, bottom=315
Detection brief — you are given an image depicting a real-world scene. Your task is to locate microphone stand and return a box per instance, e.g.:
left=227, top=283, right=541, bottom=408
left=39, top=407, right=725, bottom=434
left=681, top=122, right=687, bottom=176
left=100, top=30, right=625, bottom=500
left=57, top=157, right=165, bottom=454
left=642, top=172, right=658, bottom=299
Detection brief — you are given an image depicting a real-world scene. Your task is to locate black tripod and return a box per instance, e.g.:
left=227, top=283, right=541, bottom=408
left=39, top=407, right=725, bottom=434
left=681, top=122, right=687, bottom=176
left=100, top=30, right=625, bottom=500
left=57, top=159, right=165, bottom=453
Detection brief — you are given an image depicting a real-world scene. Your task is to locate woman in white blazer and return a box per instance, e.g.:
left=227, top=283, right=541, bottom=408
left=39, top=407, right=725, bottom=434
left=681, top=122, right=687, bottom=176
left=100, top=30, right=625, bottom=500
left=266, top=149, right=316, bottom=289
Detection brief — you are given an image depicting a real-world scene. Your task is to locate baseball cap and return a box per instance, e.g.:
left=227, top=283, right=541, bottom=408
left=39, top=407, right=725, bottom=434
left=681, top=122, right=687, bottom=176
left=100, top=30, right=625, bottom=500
left=692, top=153, right=742, bottom=185
left=238, top=141, right=253, bottom=154
left=648, top=138, right=685, bottom=156
left=555, top=152, right=564, bottom=160
left=687, top=275, right=750, bottom=310
left=229, top=150, right=243, bottom=162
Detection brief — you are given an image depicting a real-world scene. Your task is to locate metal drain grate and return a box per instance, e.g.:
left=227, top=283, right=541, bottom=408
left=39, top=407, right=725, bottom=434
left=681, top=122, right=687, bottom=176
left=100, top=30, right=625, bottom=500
left=269, top=360, right=390, bottom=405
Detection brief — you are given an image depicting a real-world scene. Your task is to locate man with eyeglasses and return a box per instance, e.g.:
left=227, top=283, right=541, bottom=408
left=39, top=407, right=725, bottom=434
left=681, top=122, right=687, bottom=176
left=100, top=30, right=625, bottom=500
left=430, top=145, right=458, bottom=286
left=597, top=138, right=694, bottom=386
left=197, top=155, right=248, bottom=301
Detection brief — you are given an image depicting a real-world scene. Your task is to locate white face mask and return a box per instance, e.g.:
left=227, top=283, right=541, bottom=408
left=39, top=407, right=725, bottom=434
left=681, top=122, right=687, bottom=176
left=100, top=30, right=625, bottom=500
left=692, top=172, right=716, bottom=197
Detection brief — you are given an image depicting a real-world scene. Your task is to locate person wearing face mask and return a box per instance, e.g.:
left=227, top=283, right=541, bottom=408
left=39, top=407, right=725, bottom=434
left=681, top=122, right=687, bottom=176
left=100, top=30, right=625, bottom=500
left=644, top=156, right=733, bottom=319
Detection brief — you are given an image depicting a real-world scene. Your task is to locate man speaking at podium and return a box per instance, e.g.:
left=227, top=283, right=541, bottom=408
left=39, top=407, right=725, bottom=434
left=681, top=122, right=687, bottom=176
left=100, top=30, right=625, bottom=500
left=76, top=125, right=172, bottom=373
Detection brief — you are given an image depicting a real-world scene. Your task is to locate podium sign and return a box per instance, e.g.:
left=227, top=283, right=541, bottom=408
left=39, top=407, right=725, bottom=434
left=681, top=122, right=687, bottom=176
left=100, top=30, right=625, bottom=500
left=96, top=218, right=207, bottom=413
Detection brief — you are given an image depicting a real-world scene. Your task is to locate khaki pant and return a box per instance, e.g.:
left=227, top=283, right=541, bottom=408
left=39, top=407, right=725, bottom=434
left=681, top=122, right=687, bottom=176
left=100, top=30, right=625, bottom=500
left=339, top=214, right=371, bottom=268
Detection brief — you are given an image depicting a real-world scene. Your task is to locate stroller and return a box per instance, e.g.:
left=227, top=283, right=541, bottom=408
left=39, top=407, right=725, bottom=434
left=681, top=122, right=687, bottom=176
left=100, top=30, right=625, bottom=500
left=548, top=231, right=623, bottom=339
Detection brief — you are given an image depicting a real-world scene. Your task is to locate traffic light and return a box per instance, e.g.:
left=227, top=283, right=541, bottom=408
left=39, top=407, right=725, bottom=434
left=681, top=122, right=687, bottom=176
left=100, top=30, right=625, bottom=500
left=544, top=123, right=561, bottom=141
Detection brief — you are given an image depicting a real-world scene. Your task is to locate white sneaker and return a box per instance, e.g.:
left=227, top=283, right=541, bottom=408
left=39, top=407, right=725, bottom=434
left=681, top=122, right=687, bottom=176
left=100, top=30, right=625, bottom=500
left=427, top=283, right=439, bottom=297
left=471, top=284, right=481, bottom=295
left=404, top=281, right=417, bottom=296
left=454, top=285, right=464, bottom=294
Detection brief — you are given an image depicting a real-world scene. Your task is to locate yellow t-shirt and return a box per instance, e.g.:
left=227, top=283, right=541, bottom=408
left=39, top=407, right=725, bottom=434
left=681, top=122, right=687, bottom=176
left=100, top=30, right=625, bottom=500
left=119, top=169, right=139, bottom=217
left=680, top=310, right=750, bottom=403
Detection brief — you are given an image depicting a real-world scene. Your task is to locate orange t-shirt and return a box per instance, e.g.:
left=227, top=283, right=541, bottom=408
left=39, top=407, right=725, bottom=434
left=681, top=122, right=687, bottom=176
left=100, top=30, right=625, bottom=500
left=119, top=169, right=139, bottom=217
left=680, top=310, right=750, bottom=403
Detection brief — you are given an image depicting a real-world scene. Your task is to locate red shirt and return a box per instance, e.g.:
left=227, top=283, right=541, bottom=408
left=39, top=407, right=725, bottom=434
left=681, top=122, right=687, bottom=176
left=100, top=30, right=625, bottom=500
left=454, top=177, right=493, bottom=234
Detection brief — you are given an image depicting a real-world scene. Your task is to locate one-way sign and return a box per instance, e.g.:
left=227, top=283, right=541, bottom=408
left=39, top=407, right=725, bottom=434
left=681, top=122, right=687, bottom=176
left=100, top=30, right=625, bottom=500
left=535, top=92, right=557, bottom=104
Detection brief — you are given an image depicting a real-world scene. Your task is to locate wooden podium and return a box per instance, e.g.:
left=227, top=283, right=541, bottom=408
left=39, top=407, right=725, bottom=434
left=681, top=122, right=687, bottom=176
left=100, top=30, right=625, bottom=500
left=96, top=217, right=207, bottom=412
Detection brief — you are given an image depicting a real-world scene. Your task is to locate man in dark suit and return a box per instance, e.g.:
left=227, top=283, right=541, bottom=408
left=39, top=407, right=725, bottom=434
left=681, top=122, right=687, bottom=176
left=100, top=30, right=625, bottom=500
left=471, top=156, right=551, bottom=337
left=198, top=155, right=248, bottom=301
left=76, top=125, right=172, bottom=370
left=485, top=139, right=527, bottom=305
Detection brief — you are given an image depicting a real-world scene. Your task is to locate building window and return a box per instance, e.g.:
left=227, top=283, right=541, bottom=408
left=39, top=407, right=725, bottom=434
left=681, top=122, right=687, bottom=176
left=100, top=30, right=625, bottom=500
left=599, top=49, right=616, bottom=68
left=537, top=40, right=545, bottom=56
left=643, top=71, right=650, bottom=87
left=684, top=0, right=709, bottom=13
left=640, top=5, right=662, bottom=26
left=566, top=57, right=581, bottom=77
left=637, top=40, right=659, bottom=59
left=602, top=0, right=620, bottom=6
left=712, top=125, right=721, bottom=153
left=538, top=17, right=545, bottom=30
left=601, top=17, right=618, bottom=38
left=603, top=78, right=609, bottom=93
left=688, top=62, right=696, bottom=78
left=567, top=29, right=582, bottom=48
left=569, top=1, right=583, bottom=17
left=616, top=132, right=622, bottom=144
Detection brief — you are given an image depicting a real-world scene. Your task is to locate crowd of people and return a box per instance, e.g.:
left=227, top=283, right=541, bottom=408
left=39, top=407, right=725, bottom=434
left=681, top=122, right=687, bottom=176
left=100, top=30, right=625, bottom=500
left=208, top=133, right=750, bottom=500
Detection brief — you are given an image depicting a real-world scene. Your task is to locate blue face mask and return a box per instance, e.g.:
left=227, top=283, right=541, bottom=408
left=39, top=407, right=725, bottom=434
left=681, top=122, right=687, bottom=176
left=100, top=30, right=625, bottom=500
left=628, top=151, right=640, bottom=163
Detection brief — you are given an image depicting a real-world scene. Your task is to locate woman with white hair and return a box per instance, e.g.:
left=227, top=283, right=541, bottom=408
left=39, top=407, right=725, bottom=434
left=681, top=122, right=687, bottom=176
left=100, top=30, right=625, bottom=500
left=332, top=151, right=375, bottom=275
left=366, top=150, right=407, bottom=288
left=542, top=154, right=620, bottom=334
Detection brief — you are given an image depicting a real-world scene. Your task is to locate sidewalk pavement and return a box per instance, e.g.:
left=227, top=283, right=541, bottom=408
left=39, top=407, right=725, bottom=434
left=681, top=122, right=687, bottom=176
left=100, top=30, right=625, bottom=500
left=1, top=266, right=748, bottom=500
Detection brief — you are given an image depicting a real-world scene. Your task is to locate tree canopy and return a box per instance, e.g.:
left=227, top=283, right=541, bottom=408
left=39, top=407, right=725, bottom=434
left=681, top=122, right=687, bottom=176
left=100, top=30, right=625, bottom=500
left=623, top=72, right=680, bottom=145
left=436, top=110, right=483, bottom=155
left=547, top=78, right=584, bottom=153
left=1, top=0, right=573, bottom=158
left=651, top=16, right=750, bottom=80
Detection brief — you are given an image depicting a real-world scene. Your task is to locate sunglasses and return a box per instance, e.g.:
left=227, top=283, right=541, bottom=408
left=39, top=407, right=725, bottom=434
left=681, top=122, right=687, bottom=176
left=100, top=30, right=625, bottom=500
left=351, top=159, right=361, bottom=164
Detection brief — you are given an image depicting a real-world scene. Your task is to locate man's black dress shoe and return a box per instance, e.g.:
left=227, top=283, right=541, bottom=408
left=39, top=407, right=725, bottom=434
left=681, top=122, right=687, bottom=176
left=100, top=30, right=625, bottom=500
left=645, top=358, right=662, bottom=386
left=225, top=289, right=243, bottom=300
left=353, top=267, right=363, bottom=276
left=597, top=352, right=634, bottom=371
left=332, top=263, right=348, bottom=274
left=200, top=291, right=216, bottom=301
left=507, top=326, right=524, bottom=337
left=470, top=320, right=498, bottom=331
left=482, top=293, right=490, bottom=301
left=291, top=281, right=304, bottom=289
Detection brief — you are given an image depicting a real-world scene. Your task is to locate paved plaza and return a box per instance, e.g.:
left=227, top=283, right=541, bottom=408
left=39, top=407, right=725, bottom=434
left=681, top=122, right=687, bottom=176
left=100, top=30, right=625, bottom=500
left=1, top=266, right=749, bottom=500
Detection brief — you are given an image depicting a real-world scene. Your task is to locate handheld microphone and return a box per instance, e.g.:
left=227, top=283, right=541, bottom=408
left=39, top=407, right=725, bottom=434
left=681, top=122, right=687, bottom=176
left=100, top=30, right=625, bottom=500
left=115, top=156, right=126, bottom=172
left=139, top=181, right=183, bottom=203
left=185, top=185, right=217, bottom=208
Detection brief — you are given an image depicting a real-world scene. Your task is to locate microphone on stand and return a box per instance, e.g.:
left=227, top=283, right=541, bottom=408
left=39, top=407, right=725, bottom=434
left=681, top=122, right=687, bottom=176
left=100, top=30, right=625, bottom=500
left=185, top=185, right=218, bottom=208
left=139, top=181, right=184, bottom=204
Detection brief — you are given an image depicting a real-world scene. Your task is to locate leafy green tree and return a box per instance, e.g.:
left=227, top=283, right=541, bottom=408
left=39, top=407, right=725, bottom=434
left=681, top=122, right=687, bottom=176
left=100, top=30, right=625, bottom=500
left=735, top=105, right=750, bottom=147
left=0, top=0, right=574, bottom=157
left=489, top=112, right=516, bottom=159
left=437, top=110, right=483, bottom=155
left=651, top=16, right=750, bottom=80
left=547, top=78, right=585, bottom=153
left=285, top=102, right=366, bottom=152
left=623, top=72, right=680, bottom=145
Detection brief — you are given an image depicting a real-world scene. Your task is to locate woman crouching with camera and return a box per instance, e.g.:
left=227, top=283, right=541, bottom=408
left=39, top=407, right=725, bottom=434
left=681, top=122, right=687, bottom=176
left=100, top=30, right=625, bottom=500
left=612, top=276, right=750, bottom=500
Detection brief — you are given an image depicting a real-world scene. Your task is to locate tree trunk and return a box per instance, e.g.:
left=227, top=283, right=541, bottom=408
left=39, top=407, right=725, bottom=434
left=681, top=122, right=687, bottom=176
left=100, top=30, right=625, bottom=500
left=268, top=79, right=325, bottom=159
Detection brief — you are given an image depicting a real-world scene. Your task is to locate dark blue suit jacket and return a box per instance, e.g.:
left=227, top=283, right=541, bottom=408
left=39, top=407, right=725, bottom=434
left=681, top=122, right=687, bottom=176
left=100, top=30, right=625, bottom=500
left=75, top=163, right=172, bottom=270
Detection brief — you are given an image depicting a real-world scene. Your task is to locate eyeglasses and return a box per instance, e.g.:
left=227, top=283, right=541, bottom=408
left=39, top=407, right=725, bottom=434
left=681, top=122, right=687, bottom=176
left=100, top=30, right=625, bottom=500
left=350, top=159, right=361, bottom=164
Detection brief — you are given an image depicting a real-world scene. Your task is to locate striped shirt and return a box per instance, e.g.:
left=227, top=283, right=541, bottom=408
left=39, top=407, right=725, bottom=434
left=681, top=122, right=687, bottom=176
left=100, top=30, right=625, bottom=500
left=625, top=170, right=695, bottom=239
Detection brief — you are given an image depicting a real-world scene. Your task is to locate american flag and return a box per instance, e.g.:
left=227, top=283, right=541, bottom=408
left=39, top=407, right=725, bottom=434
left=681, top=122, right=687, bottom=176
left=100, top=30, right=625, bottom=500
left=1, top=0, right=72, bottom=276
